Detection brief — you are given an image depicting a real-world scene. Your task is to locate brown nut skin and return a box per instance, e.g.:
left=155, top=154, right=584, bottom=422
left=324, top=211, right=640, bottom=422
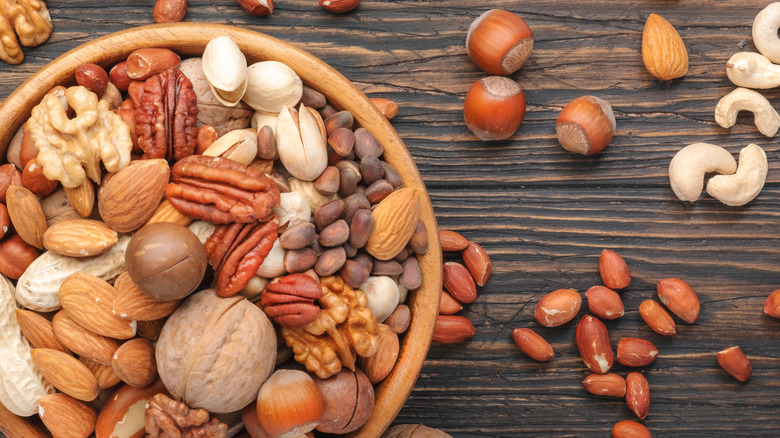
left=0, top=233, right=40, bottom=279
left=585, top=285, right=624, bottom=320
left=314, top=368, right=374, bottom=434
left=657, top=277, right=700, bottom=324
left=717, top=346, right=752, bottom=382
left=153, top=0, right=187, bottom=23
left=75, top=63, right=109, bottom=97
left=534, top=288, right=581, bottom=327
left=94, top=379, right=169, bottom=438
left=466, top=9, right=534, bottom=75
left=511, top=328, right=554, bottom=361
left=612, top=420, right=652, bottom=438
left=556, top=96, right=616, bottom=156
left=764, top=289, right=780, bottom=318
left=464, top=76, right=526, bottom=141
left=22, top=158, right=58, bottom=198
left=125, top=222, right=207, bottom=301
left=625, top=372, right=650, bottom=420
left=599, top=249, right=630, bottom=289
left=617, top=337, right=659, bottom=367
left=0, top=163, right=22, bottom=204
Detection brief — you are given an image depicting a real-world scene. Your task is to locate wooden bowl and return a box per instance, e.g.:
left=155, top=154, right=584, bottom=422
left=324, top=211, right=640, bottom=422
left=0, top=23, right=442, bottom=437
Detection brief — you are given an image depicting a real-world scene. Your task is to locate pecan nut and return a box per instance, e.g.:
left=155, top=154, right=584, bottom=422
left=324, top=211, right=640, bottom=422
left=166, top=154, right=281, bottom=223
left=136, top=67, right=199, bottom=161
left=204, top=216, right=279, bottom=297
left=260, top=273, right=322, bottom=327
left=144, top=393, right=228, bottom=438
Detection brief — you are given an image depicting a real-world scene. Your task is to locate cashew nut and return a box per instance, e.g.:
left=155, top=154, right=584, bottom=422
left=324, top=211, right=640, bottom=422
left=753, top=2, right=780, bottom=64
left=714, top=87, right=780, bottom=137
left=726, top=52, right=780, bottom=89
left=668, top=143, right=737, bottom=202
left=706, top=144, right=768, bottom=206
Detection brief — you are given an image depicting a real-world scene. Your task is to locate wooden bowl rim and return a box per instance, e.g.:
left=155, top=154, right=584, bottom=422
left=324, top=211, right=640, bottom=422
left=0, top=23, right=442, bottom=437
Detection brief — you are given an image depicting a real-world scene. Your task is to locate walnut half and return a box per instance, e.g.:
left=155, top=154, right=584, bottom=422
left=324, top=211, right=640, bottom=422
left=0, top=0, right=53, bottom=65
left=144, top=393, right=228, bottom=438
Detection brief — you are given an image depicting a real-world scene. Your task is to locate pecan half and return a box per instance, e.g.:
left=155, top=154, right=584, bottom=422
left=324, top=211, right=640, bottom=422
left=204, top=216, right=279, bottom=297
left=144, top=393, right=227, bottom=438
left=136, top=67, right=198, bottom=161
left=166, top=154, right=280, bottom=223
left=260, top=273, right=322, bottom=326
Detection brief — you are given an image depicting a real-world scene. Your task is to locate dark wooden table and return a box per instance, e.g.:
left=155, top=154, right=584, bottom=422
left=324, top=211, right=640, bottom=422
left=2, top=0, right=779, bottom=436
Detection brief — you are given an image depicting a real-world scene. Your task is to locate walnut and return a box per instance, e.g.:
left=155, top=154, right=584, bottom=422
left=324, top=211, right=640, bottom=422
left=282, top=275, right=381, bottom=379
left=27, top=86, right=133, bottom=188
left=0, top=0, right=52, bottom=65
left=144, top=393, right=228, bottom=438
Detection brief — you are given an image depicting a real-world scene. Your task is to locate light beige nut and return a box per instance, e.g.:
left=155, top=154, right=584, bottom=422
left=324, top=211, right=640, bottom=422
left=360, top=276, right=400, bottom=323
left=668, top=142, right=736, bottom=202
left=276, top=104, right=328, bottom=181
left=202, top=35, right=248, bottom=106
left=726, top=52, right=780, bottom=89
left=705, top=143, right=767, bottom=206
left=715, top=87, right=780, bottom=137
left=201, top=128, right=258, bottom=165
left=753, top=2, right=780, bottom=64
left=243, top=60, right=303, bottom=113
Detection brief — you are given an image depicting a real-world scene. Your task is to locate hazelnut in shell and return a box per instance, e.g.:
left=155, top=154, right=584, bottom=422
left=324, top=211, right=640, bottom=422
left=555, top=95, right=616, bottom=156
left=256, top=369, right=324, bottom=438
left=314, top=368, right=374, bottom=434
left=466, top=9, right=534, bottom=75
left=125, top=222, right=207, bottom=301
left=463, top=76, right=526, bottom=141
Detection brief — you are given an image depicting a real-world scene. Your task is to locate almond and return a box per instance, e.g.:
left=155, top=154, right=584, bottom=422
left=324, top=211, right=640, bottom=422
left=717, top=346, right=752, bottom=382
left=463, top=241, right=491, bottom=287
left=438, top=230, right=469, bottom=252
left=58, top=272, right=137, bottom=339
left=584, top=285, right=624, bottom=320
left=642, top=13, right=688, bottom=81
left=598, top=249, right=631, bottom=289
left=112, top=271, right=181, bottom=321
left=6, top=185, right=47, bottom=249
left=64, top=179, right=95, bottom=218
left=638, top=299, right=676, bottom=336
left=42, top=218, right=118, bottom=257
left=438, top=290, right=464, bottom=315
left=764, top=289, right=780, bottom=318
left=52, top=310, right=119, bottom=366
left=612, top=420, right=652, bottom=438
left=575, top=315, right=613, bottom=374
left=511, top=328, right=554, bottom=362
left=432, top=314, right=475, bottom=343
left=616, top=337, right=658, bottom=367
left=144, top=198, right=193, bottom=226
left=582, top=372, right=626, bottom=398
left=356, top=324, right=399, bottom=384
left=365, top=188, right=420, bottom=260
left=38, top=393, right=97, bottom=438
left=442, top=261, right=477, bottom=304
left=534, top=288, right=581, bottom=327
left=98, top=159, right=170, bottom=233
left=30, top=348, right=100, bottom=402
left=625, top=372, right=650, bottom=420
left=14, top=308, right=70, bottom=353
left=656, top=277, right=700, bottom=323
left=80, top=357, right=122, bottom=389
left=111, top=338, right=158, bottom=387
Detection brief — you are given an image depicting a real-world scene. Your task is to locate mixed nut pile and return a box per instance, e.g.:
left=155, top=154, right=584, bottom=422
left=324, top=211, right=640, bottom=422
left=0, top=34, right=431, bottom=438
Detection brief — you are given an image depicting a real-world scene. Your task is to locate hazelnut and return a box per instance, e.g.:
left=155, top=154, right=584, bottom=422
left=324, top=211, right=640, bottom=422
left=463, top=76, right=526, bottom=141
left=256, top=369, right=323, bottom=438
left=466, top=9, right=534, bottom=75
left=556, top=95, right=616, bottom=156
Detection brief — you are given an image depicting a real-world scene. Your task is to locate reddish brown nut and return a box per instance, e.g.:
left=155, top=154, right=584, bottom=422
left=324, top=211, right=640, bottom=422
left=625, top=372, right=650, bottom=420
left=511, top=328, right=554, bottom=361
left=463, top=241, right=491, bottom=287
left=324, top=111, right=354, bottom=136
left=22, top=158, right=58, bottom=198
left=0, top=234, right=40, bottom=279
left=237, top=0, right=274, bottom=15
left=0, top=204, right=9, bottom=241
left=764, top=289, right=780, bottom=318
left=153, top=0, right=187, bottom=22
left=319, top=0, right=359, bottom=13
left=19, top=122, right=39, bottom=168
left=260, top=274, right=323, bottom=327
left=575, top=315, right=613, bottom=374
left=384, top=304, right=411, bottom=334
left=116, top=107, right=139, bottom=153
left=75, top=63, right=109, bottom=97
left=582, top=372, right=626, bottom=398
left=534, top=288, right=581, bottom=327
left=195, top=125, right=219, bottom=155
left=443, top=261, right=477, bottom=304
left=438, top=290, right=463, bottom=315
left=439, top=229, right=469, bottom=252
left=638, top=299, right=676, bottom=336
left=0, top=163, right=22, bottom=204
left=464, top=76, right=526, bottom=141
left=657, top=277, right=700, bottom=323
left=432, top=314, right=476, bottom=343
left=409, top=220, right=428, bottom=255
left=617, top=337, right=658, bottom=367
left=369, top=97, right=399, bottom=120
left=125, top=48, right=181, bottom=80
left=556, top=96, right=616, bottom=155
left=314, top=368, right=374, bottom=434
left=717, top=346, right=752, bottom=382
left=599, top=249, right=631, bottom=289
left=612, top=420, right=652, bottom=438
left=584, top=285, right=624, bottom=320
left=109, top=61, right=132, bottom=91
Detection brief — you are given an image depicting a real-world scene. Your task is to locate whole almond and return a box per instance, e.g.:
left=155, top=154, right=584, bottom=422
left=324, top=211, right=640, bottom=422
left=153, top=0, right=187, bottom=22
left=365, top=188, right=421, bottom=260
left=511, top=328, right=554, bottom=362
left=64, top=179, right=95, bottom=218
left=42, top=218, right=118, bottom=258
left=112, top=338, right=157, bottom=387
left=582, top=372, right=626, bottom=398
left=99, top=159, right=170, bottom=233
left=113, top=271, right=181, bottom=321
left=439, top=230, right=469, bottom=252
left=642, top=13, right=689, bottom=81
left=534, top=288, right=581, bottom=327
left=598, top=249, right=630, bottom=289
left=432, top=314, right=476, bottom=343
left=356, top=324, right=399, bottom=384
left=617, top=337, right=659, bottom=367
left=15, top=308, right=70, bottom=353
left=443, top=261, right=477, bottom=304
left=144, top=198, right=193, bottom=227
left=439, top=290, right=464, bottom=315
left=657, top=277, right=700, bottom=323
left=463, top=241, right=491, bottom=287
left=51, top=311, right=119, bottom=366
left=625, top=372, right=650, bottom=420
left=764, top=289, right=780, bottom=318
left=6, top=185, right=47, bottom=249
left=79, top=357, right=122, bottom=389
left=30, top=348, right=100, bottom=402
left=59, top=272, right=137, bottom=339
left=38, top=393, right=97, bottom=438
left=575, top=315, right=613, bottom=374
left=717, top=346, right=752, bottom=382
left=638, top=299, right=676, bottom=336
left=585, top=286, right=624, bottom=320
left=612, top=420, right=652, bottom=438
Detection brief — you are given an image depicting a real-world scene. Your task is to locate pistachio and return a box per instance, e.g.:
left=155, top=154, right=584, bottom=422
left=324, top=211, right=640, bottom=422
left=256, top=238, right=287, bottom=278
left=273, top=191, right=312, bottom=227
left=202, top=129, right=258, bottom=165
left=361, top=276, right=400, bottom=323
left=202, top=36, right=248, bottom=106
left=239, top=275, right=270, bottom=302
left=289, top=178, right=339, bottom=210
left=276, top=104, right=328, bottom=181
left=251, top=111, right=279, bottom=135
left=243, top=61, right=303, bottom=113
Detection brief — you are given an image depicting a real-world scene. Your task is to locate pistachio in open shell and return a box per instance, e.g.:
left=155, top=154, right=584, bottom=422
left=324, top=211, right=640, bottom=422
left=276, top=104, right=328, bottom=181
left=202, top=35, right=248, bottom=107
left=243, top=61, right=303, bottom=113
left=201, top=128, right=258, bottom=165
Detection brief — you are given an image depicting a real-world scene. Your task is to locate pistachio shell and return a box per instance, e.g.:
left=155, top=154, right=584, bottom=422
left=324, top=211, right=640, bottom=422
left=256, top=238, right=287, bottom=278
left=251, top=111, right=279, bottom=134
left=243, top=61, right=303, bottom=113
left=276, top=105, right=328, bottom=181
left=202, top=36, right=248, bottom=107
left=273, top=191, right=312, bottom=227
left=202, top=128, right=258, bottom=165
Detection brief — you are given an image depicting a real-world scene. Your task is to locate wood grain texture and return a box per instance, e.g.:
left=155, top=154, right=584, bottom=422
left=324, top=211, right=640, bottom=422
left=1, top=0, right=780, bottom=436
